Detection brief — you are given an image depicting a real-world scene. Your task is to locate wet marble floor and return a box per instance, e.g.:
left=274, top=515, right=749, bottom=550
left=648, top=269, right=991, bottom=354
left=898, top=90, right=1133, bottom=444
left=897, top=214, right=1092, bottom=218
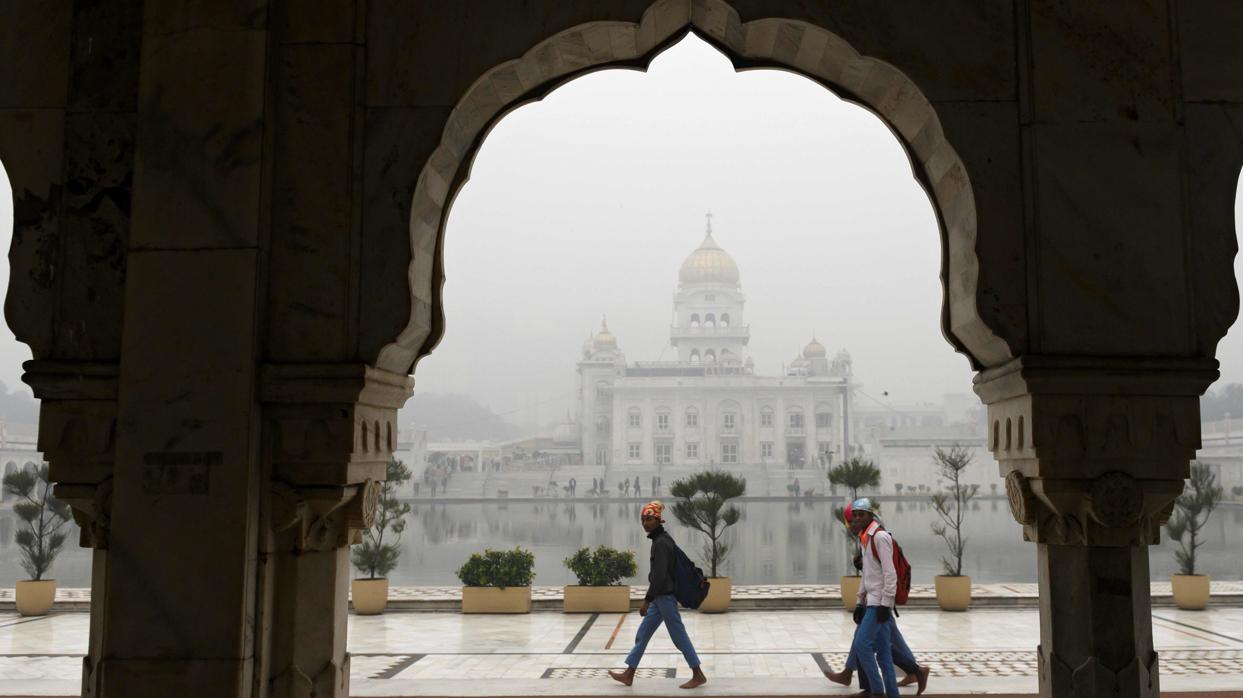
left=2, top=607, right=1243, bottom=695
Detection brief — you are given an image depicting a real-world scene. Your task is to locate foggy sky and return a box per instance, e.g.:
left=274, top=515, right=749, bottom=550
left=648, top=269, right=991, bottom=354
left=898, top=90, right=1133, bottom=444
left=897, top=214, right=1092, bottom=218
left=1, top=35, right=1242, bottom=430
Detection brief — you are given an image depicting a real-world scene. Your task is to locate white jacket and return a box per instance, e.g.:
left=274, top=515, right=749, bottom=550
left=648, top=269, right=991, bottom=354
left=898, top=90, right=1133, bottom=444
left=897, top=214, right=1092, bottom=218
left=856, top=520, right=897, bottom=608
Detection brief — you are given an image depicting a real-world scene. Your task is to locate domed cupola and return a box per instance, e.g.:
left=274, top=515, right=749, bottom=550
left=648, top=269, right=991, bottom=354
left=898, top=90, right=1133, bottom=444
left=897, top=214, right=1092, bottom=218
left=679, top=225, right=740, bottom=287
left=592, top=316, right=617, bottom=350
left=803, top=335, right=827, bottom=359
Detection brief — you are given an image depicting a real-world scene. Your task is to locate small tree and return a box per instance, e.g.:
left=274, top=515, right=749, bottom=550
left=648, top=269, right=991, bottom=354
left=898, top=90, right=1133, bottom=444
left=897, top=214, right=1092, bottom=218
left=929, top=445, right=979, bottom=577
left=352, top=458, right=413, bottom=579
left=1166, top=461, right=1223, bottom=576
left=2, top=464, right=72, bottom=581
left=828, top=457, right=881, bottom=501
left=564, top=545, right=637, bottom=586
left=670, top=471, right=746, bottom=578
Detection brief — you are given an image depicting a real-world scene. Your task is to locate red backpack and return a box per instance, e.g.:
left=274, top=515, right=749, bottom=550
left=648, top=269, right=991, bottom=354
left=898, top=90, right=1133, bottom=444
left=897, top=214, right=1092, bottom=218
left=869, top=528, right=913, bottom=605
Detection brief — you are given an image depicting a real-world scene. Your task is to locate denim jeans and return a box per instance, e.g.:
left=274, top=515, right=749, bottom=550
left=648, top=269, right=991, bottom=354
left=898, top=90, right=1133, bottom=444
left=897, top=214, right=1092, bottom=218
left=849, top=606, right=899, bottom=697
left=847, top=619, right=919, bottom=677
left=624, top=594, right=701, bottom=669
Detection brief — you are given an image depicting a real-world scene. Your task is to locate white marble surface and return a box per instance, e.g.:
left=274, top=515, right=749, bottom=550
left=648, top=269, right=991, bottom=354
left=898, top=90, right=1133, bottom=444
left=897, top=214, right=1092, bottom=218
left=2, top=607, right=1242, bottom=695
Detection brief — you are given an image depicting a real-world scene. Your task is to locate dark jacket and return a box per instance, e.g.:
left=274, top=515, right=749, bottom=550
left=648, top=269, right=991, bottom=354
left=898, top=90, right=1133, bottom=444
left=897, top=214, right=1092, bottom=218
left=645, top=526, right=677, bottom=601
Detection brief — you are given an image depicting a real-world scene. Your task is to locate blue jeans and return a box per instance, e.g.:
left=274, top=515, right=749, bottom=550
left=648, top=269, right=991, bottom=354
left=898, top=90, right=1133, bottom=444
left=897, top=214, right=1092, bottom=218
left=849, top=606, right=899, bottom=697
left=846, top=620, right=919, bottom=675
left=624, top=595, right=701, bottom=669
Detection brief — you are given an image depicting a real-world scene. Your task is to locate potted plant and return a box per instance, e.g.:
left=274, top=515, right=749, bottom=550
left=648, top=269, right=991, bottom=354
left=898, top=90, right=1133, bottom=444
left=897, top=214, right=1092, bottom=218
left=457, top=547, right=536, bottom=613
left=1166, top=461, right=1223, bottom=610
left=929, top=445, right=978, bottom=611
left=350, top=457, right=412, bottom=614
left=2, top=464, right=71, bottom=616
left=563, top=545, right=637, bottom=612
left=670, top=471, right=745, bottom=613
left=828, top=458, right=880, bottom=609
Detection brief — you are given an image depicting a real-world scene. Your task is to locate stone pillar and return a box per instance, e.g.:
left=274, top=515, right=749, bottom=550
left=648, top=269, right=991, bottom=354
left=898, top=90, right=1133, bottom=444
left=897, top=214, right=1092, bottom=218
left=976, top=357, right=1214, bottom=698
left=256, top=364, right=412, bottom=698
left=25, top=361, right=118, bottom=698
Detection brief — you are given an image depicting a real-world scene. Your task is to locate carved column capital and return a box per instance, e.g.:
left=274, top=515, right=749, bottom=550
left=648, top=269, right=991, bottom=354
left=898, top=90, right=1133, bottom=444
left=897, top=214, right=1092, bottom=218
left=261, top=363, right=412, bottom=550
left=975, top=356, right=1216, bottom=547
left=24, top=360, right=119, bottom=549
left=270, top=480, right=380, bottom=551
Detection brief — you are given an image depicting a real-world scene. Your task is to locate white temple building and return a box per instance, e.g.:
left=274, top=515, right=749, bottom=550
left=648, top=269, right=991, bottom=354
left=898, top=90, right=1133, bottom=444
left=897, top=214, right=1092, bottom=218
left=574, top=220, right=857, bottom=470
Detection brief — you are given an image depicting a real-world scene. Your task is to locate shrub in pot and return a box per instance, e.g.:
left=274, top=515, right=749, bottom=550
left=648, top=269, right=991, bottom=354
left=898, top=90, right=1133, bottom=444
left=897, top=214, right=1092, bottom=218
left=562, top=545, right=637, bottom=612
left=350, top=458, right=412, bottom=614
left=1166, top=461, right=1223, bottom=610
left=670, top=470, right=745, bottom=613
left=930, top=445, right=978, bottom=611
left=3, top=464, right=72, bottom=616
left=457, top=547, right=536, bottom=613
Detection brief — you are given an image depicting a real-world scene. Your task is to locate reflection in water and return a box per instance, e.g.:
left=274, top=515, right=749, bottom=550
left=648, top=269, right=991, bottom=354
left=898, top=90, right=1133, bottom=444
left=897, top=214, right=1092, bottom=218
left=3, top=501, right=1243, bottom=587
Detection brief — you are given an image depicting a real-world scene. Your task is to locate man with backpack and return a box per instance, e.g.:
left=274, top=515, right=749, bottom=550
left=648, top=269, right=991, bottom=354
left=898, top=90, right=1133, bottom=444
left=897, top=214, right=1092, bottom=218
left=826, top=501, right=929, bottom=694
left=609, top=501, right=708, bottom=689
left=846, top=497, right=904, bottom=697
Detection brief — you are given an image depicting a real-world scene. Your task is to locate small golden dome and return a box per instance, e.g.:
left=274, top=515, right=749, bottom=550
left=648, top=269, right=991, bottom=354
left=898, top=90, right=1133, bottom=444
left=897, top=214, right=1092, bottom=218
left=679, top=231, right=740, bottom=286
left=593, top=316, right=617, bottom=349
left=803, top=337, right=827, bottom=358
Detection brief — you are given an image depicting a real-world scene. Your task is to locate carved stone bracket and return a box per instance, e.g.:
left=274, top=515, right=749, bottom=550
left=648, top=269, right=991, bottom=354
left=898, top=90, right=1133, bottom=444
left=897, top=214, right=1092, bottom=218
left=976, top=356, right=1217, bottom=547
left=1005, top=470, right=1182, bottom=546
left=23, top=360, right=119, bottom=550
left=261, top=363, right=413, bottom=550
left=270, top=480, right=379, bottom=551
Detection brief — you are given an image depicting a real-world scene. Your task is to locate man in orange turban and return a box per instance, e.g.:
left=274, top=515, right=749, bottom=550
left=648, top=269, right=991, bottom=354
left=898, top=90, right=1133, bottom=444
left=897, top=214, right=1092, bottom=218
left=609, top=500, right=707, bottom=689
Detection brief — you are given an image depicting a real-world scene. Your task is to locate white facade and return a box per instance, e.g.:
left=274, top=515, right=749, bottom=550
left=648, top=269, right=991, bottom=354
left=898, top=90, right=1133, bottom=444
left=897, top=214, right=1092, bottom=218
left=576, top=223, right=856, bottom=470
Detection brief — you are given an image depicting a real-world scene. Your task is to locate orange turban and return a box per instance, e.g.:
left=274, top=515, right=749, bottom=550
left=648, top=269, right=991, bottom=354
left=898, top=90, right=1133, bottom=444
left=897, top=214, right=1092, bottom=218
left=641, top=500, right=665, bottom=521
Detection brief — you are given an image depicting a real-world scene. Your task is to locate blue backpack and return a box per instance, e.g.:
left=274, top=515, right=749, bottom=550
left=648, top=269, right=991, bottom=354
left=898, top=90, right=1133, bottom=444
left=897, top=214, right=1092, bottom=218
left=670, top=543, right=711, bottom=609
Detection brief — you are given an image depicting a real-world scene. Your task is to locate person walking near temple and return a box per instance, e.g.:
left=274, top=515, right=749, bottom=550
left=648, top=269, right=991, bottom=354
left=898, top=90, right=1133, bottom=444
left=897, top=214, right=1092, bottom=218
left=826, top=502, right=929, bottom=694
left=634, top=475, right=642, bottom=497
left=847, top=497, right=901, bottom=697
left=610, top=501, right=707, bottom=690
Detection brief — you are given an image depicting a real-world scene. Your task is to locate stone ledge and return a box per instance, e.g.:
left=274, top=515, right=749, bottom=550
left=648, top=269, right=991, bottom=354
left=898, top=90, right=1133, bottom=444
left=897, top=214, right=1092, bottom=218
left=5, top=582, right=1242, bottom=612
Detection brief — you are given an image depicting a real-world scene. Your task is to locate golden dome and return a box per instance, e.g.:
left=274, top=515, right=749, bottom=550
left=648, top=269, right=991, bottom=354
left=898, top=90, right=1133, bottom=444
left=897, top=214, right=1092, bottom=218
left=679, top=231, right=740, bottom=286
left=593, top=316, right=617, bottom=349
left=803, top=337, right=827, bottom=358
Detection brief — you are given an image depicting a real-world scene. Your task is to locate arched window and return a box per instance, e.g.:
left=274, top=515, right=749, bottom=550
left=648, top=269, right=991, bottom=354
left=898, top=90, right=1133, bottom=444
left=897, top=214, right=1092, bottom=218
left=596, top=415, right=611, bottom=435
left=690, top=349, right=700, bottom=363
left=690, top=313, right=700, bottom=328
left=627, top=408, right=642, bottom=429
left=656, top=409, right=672, bottom=432
left=720, top=313, right=730, bottom=327
left=595, top=381, right=611, bottom=400
left=705, top=313, right=716, bottom=328
left=685, top=407, right=699, bottom=428
left=595, top=446, right=610, bottom=466
left=705, top=350, right=716, bottom=363
left=760, top=406, right=774, bottom=428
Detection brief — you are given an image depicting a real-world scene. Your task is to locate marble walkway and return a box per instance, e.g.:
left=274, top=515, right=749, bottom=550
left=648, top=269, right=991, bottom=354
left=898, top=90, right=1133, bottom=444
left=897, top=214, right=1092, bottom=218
left=2, top=607, right=1243, bottom=696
